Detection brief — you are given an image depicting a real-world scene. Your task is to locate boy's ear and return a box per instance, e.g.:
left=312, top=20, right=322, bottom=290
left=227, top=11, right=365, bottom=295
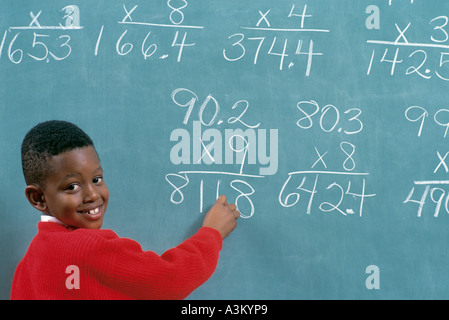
left=25, top=185, right=47, bottom=212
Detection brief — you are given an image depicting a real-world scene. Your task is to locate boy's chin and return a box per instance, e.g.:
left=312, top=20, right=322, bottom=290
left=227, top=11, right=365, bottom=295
left=79, top=216, right=104, bottom=229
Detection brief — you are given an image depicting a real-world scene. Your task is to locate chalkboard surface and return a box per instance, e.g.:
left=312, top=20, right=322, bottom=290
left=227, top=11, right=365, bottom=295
left=2, top=0, right=449, bottom=299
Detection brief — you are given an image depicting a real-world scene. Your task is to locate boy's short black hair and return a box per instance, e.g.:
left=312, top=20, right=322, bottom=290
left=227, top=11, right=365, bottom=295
left=21, top=120, right=94, bottom=188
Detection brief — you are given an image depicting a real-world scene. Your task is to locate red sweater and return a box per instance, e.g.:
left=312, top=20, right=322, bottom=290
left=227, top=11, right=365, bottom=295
left=11, top=222, right=222, bottom=300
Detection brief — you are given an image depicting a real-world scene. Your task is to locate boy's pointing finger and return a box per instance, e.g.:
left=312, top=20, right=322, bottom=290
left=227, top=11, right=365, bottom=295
left=216, top=195, right=227, bottom=205
left=233, top=208, right=241, bottom=219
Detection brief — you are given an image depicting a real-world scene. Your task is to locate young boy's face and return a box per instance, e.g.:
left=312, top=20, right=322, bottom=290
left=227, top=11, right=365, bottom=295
left=40, top=146, right=109, bottom=229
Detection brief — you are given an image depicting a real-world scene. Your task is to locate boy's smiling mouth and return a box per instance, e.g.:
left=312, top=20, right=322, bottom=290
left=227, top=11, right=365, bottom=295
left=78, top=204, right=103, bottom=217
left=85, top=207, right=99, bottom=215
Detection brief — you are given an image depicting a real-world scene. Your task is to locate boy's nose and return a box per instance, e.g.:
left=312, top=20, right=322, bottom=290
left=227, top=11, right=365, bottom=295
left=83, top=183, right=100, bottom=203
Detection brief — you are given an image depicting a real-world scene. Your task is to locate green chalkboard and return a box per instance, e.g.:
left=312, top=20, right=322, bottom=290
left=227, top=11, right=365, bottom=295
left=2, top=0, right=449, bottom=299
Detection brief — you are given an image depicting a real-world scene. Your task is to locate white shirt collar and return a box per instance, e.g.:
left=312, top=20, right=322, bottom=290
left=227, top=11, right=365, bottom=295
left=41, top=215, right=66, bottom=226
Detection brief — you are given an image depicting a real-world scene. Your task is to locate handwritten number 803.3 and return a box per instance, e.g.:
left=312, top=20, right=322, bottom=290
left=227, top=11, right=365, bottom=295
left=296, top=100, right=363, bottom=135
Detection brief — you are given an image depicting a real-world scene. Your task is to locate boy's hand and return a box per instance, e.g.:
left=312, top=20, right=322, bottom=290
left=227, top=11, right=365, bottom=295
left=202, top=195, right=240, bottom=239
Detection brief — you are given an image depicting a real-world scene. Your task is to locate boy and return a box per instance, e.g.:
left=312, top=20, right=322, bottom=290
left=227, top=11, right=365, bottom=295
left=11, top=120, right=240, bottom=300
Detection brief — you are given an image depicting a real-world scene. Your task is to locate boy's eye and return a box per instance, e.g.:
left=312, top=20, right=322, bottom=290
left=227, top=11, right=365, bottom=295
left=93, top=176, right=103, bottom=184
left=66, top=184, right=81, bottom=192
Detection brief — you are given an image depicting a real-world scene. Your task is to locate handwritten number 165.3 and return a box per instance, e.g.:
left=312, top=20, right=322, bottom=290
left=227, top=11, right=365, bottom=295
left=1, top=31, right=71, bottom=63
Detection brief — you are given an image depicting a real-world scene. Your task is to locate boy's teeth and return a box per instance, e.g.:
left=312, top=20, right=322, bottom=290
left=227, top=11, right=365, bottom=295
left=87, top=208, right=99, bottom=214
